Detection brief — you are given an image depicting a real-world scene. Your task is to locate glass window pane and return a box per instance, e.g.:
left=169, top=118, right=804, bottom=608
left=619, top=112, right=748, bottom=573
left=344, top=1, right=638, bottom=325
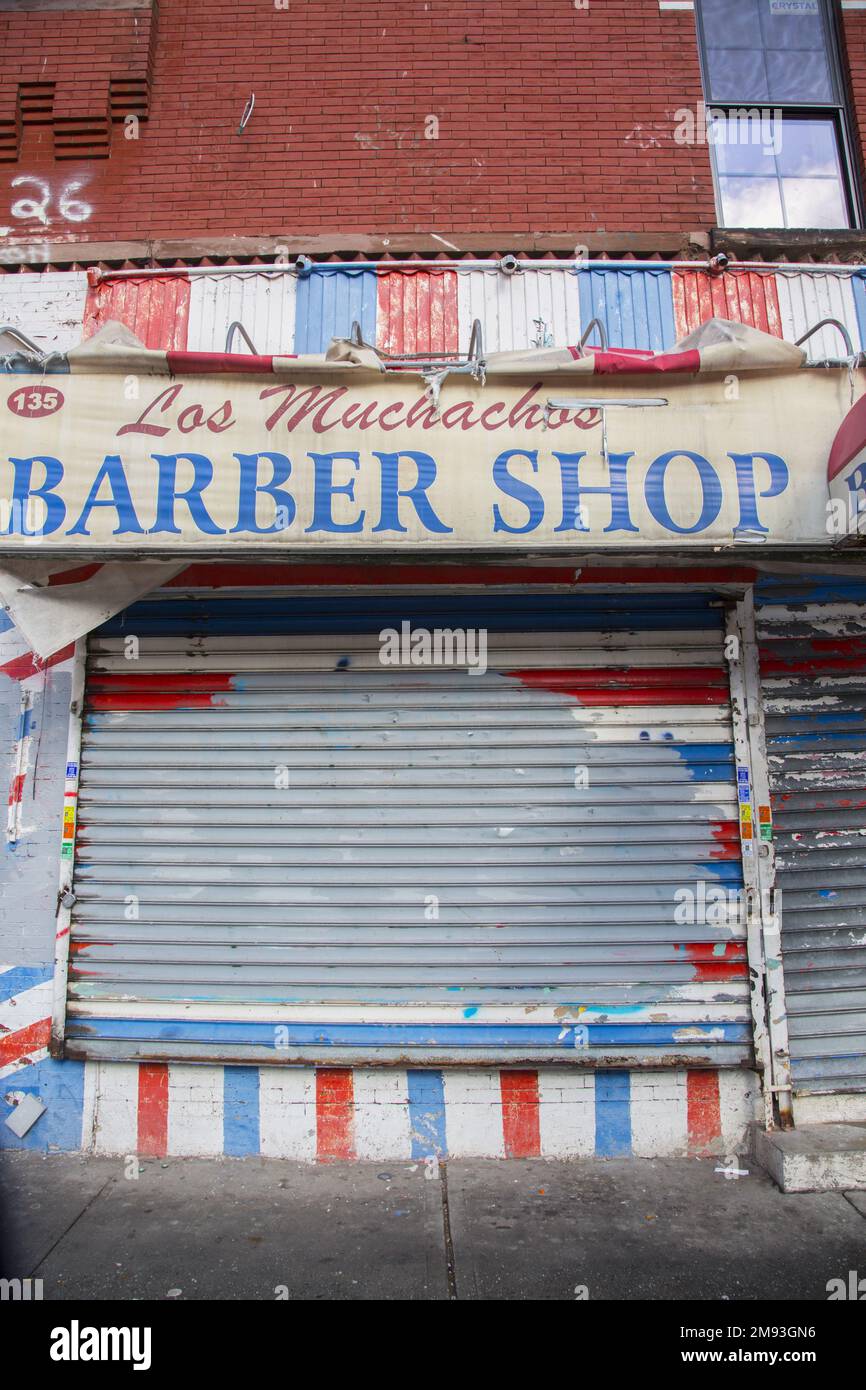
left=781, top=177, right=849, bottom=227
left=701, top=0, right=761, bottom=49
left=766, top=47, right=833, bottom=103
left=760, top=1, right=826, bottom=52
left=700, top=0, right=839, bottom=105
left=718, top=176, right=785, bottom=227
left=776, top=117, right=842, bottom=177
left=706, top=48, right=769, bottom=103
left=711, top=113, right=780, bottom=174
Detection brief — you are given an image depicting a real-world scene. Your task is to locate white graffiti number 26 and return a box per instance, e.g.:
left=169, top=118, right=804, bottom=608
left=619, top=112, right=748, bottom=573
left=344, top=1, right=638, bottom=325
left=10, top=176, right=92, bottom=225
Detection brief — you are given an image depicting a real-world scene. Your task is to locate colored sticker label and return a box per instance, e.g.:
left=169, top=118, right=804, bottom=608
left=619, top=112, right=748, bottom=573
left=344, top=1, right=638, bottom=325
left=758, top=804, right=772, bottom=823
left=760, top=824, right=773, bottom=841
left=66, top=762, right=78, bottom=778
left=62, top=807, right=76, bottom=837
left=61, top=843, right=73, bottom=858
left=737, top=767, right=750, bottom=784
left=741, top=822, right=753, bottom=839
left=738, top=786, right=751, bottom=803
left=740, top=804, right=752, bottom=823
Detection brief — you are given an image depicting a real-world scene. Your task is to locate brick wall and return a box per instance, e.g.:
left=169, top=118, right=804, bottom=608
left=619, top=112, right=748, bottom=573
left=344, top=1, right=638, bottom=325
left=0, top=0, right=716, bottom=245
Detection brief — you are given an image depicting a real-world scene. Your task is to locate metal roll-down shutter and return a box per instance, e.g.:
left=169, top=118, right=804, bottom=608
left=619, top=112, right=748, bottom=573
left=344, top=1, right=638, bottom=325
left=63, top=590, right=752, bottom=1067
left=757, top=576, right=866, bottom=1098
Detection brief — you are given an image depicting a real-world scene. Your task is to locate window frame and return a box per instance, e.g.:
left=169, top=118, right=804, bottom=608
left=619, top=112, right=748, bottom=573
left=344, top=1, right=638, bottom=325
left=693, top=0, right=861, bottom=230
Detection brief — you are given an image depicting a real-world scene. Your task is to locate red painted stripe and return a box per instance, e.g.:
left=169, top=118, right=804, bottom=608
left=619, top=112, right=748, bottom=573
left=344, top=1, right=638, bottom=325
left=500, top=1070, right=541, bottom=1158
left=376, top=268, right=459, bottom=356
left=828, top=392, right=866, bottom=481
left=673, top=270, right=782, bottom=340
left=87, top=672, right=236, bottom=711
left=46, top=564, right=103, bottom=587
left=759, top=646, right=866, bottom=675
left=709, top=820, right=741, bottom=859
left=0, top=643, right=75, bottom=682
left=84, top=275, right=191, bottom=352
left=679, top=943, right=748, bottom=982
left=316, top=1068, right=355, bottom=1161
left=165, top=351, right=286, bottom=374
left=0, top=1016, right=50, bottom=1066
left=505, top=667, right=729, bottom=705
left=167, top=562, right=581, bottom=588
left=591, top=348, right=702, bottom=375
left=687, top=1070, right=722, bottom=1155
left=137, top=1064, right=169, bottom=1157
left=7, top=773, right=25, bottom=807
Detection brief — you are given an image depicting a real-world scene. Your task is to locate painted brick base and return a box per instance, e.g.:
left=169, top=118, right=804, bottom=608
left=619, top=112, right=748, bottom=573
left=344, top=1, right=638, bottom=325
left=2, top=1058, right=760, bottom=1160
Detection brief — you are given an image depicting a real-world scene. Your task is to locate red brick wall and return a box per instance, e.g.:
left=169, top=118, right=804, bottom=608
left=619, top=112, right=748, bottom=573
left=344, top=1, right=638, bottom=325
left=0, top=0, right=721, bottom=246
left=841, top=8, right=866, bottom=207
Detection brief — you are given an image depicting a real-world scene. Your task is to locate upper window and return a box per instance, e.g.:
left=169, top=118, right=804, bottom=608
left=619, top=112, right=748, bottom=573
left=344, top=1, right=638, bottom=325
left=695, top=0, right=856, bottom=229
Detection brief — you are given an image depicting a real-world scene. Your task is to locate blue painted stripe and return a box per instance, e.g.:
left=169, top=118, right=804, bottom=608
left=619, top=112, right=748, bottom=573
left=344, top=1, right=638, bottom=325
left=577, top=268, right=675, bottom=352
left=756, top=577, right=866, bottom=604
left=594, top=1070, right=632, bottom=1155
left=294, top=268, right=378, bottom=354
left=16, top=707, right=34, bottom=741
left=0, top=1058, right=85, bottom=1151
left=97, top=592, right=722, bottom=638
left=0, top=610, right=14, bottom=634
left=223, top=1065, right=260, bottom=1156
left=852, top=273, right=866, bottom=357
left=0, top=965, right=53, bottom=1002
left=406, top=1069, right=447, bottom=1158
left=65, top=1019, right=750, bottom=1047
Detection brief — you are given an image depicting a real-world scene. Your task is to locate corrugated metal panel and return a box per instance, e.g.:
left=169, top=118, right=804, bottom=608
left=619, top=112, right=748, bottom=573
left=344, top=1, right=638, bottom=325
left=63, top=590, right=751, bottom=1068
left=672, top=271, right=782, bottom=339
left=0, top=271, right=88, bottom=353
left=456, top=269, right=582, bottom=352
left=293, top=268, right=377, bottom=354
left=577, top=268, right=675, bottom=352
left=377, top=268, right=458, bottom=355
left=83, top=275, right=190, bottom=351
left=775, top=271, right=861, bottom=362
left=756, top=575, right=866, bottom=1097
left=186, top=273, right=296, bottom=355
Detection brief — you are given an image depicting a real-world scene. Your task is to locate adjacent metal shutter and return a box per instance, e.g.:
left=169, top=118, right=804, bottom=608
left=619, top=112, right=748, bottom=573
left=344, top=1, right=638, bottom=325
left=757, top=576, right=866, bottom=1097
left=65, top=590, right=752, bottom=1067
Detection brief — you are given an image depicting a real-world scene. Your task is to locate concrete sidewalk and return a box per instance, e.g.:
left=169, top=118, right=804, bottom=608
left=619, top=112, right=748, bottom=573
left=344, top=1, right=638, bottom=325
left=2, top=1150, right=865, bottom=1301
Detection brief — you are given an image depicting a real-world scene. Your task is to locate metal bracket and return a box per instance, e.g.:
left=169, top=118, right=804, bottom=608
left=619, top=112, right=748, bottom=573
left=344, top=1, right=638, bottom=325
left=225, top=321, right=259, bottom=355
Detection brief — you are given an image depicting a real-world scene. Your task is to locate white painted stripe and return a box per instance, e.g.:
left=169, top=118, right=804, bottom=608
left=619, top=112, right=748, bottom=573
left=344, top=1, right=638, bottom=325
left=0, top=981, right=52, bottom=1038
left=87, top=1060, right=139, bottom=1155
left=659, top=1, right=693, bottom=9
left=537, top=1070, right=595, bottom=1156
left=457, top=268, right=582, bottom=354
left=259, top=1067, right=316, bottom=1159
left=187, top=273, right=297, bottom=356
left=630, top=1070, right=688, bottom=1156
left=166, top=1064, right=224, bottom=1156
left=776, top=271, right=861, bottom=362
left=441, top=1070, right=505, bottom=1156
left=67, top=1000, right=749, bottom=1025
left=353, top=1069, right=411, bottom=1159
left=718, top=1068, right=761, bottom=1152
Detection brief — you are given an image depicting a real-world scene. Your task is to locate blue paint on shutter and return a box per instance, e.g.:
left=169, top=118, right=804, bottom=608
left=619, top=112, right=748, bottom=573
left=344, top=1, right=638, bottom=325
left=223, top=1065, right=261, bottom=1156
left=594, top=1071, right=632, bottom=1155
left=293, top=268, right=378, bottom=354
left=577, top=268, right=676, bottom=351
left=407, top=1069, right=447, bottom=1157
